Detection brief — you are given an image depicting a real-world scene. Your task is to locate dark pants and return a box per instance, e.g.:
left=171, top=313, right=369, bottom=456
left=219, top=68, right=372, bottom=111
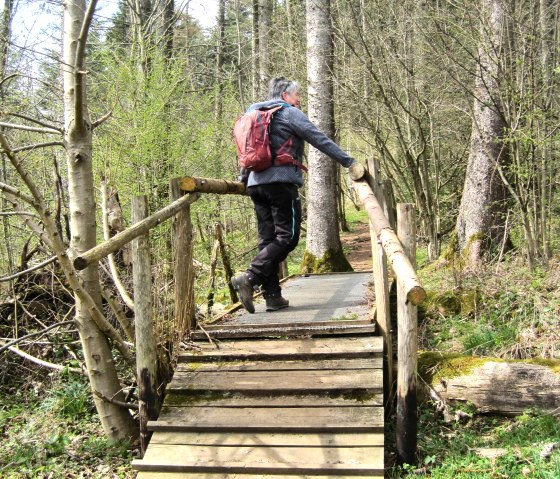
left=247, top=183, right=302, bottom=297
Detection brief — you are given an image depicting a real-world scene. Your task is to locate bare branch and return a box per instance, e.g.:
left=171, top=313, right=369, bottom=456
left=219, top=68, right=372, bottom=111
left=0, top=73, right=17, bottom=88
left=12, top=141, right=65, bottom=153
left=1, top=112, right=63, bottom=132
left=4, top=345, right=87, bottom=376
left=0, top=211, right=38, bottom=217
left=0, top=121, right=61, bottom=135
left=0, top=320, right=75, bottom=354
left=0, top=133, right=135, bottom=366
left=93, top=390, right=139, bottom=410
left=0, top=255, right=57, bottom=282
left=74, top=0, right=99, bottom=128
left=100, top=181, right=135, bottom=310
left=92, top=110, right=112, bottom=129
left=0, top=181, right=36, bottom=206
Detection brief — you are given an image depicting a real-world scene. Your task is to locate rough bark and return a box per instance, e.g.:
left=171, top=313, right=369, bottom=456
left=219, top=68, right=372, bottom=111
left=303, top=0, right=351, bottom=273
left=252, top=0, right=260, bottom=101
left=456, top=0, right=509, bottom=268
left=420, top=353, right=560, bottom=416
left=131, top=196, right=160, bottom=455
left=63, top=0, right=136, bottom=439
left=258, top=0, right=272, bottom=88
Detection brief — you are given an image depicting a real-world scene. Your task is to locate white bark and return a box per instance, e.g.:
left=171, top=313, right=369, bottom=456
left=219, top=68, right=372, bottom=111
left=63, top=0, right=136, bottom=439
left=304, top=0, right=349, bottom=270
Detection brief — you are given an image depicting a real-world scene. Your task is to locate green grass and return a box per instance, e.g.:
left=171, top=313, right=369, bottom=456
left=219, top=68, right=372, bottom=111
left=0, top=375, right=136, bottom=478
left=389, top=404, right=560, bottom=478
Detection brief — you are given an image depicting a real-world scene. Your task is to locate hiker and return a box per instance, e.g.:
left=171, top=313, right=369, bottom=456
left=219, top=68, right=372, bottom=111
left=231, top=76, right=365, bottom=313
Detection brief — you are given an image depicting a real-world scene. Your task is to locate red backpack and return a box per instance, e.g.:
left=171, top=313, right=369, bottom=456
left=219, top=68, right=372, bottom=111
left=233, top=105, right=306, bottom=173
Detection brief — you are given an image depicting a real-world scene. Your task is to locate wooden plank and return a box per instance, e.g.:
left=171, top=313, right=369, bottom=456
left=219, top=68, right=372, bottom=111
left=191, top=322, right=376, bottom=339
left=149, top=406, right=384, bottom=432
left=168, top=369, right=383, bottom=392
left=201, top=319, right=372, bottom=331
left=176, top=357, right=382, bottom=372
left=164, top=391, right=383, bottom=407
left=179, top=337, right=383, bottom=362
left=149, top=431, right=384, bottom=447
left=137, top=472, right=384, bottom=479
left=133, top=444, right=384, bottom=475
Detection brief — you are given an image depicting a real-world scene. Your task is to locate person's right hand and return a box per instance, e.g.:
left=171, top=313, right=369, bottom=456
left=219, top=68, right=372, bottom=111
left=348, top=162, right=365, bottom=181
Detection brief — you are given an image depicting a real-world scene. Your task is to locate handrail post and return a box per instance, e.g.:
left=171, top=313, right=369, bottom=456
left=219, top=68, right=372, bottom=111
left=366, top=158, right=394, bottom=411
left=170, top=178, right=196, bottom=335
left=131, top=195, right=159, bottom=456
left=396, top=203, right=418, bottom=465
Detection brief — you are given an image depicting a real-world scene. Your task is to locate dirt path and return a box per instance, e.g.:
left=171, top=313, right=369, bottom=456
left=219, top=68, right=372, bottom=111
left=342, top=221, right=372, bottom=272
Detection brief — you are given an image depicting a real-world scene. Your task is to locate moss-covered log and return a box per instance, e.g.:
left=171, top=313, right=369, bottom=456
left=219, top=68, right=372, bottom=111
left=419, top=352, right=560, bottom=415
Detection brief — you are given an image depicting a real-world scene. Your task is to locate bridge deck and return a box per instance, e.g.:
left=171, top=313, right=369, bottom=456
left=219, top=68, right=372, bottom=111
left=133, top=272, right=384, bottom=478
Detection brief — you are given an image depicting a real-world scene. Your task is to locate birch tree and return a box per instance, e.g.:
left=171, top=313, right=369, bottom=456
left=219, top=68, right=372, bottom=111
left=301, top=0, right=352, bottom=272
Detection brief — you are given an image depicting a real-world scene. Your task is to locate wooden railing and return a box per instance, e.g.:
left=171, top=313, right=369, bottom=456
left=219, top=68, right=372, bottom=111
left=75, top=165, right=425, bottom=462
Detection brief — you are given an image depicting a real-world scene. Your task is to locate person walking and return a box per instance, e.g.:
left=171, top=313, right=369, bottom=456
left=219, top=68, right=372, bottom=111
left=232, top=77, right=365, bottom=313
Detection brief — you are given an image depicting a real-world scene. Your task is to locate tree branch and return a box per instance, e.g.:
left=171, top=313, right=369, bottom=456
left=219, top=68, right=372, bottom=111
left=0, top=121, right=61, bottom=135
left=0, top=319, right=75, bottom=354
left=92, top=110, right=112, bottom=129
left=0, top=133, right=135, bottom=366
left=0, top=181, right=36, bottom=206
left=13, top=141, right=65, bottom=153
left=1, top=112, right=63, bottom=132
left=74, top=0, right=99, bottom=129
left=0, top=255, right=57, bottom=282
left=4, top=345, right=87, bottom=376
left=93, top=389, right=139, bottom=410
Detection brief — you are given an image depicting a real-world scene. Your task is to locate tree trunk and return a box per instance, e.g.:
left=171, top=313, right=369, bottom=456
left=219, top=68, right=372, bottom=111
left=215, top=0, right=226, bottom=118
left=252, top=0, right=260, bottom=101
left=302, top=0, right=351, bottom=273
left=455, top=0, right=509, bottom=268
left=258, top=0, right=272, bottom=89
left=63, top=0, right=136, bottom=439
left=155, top=0, right=174, bottom=59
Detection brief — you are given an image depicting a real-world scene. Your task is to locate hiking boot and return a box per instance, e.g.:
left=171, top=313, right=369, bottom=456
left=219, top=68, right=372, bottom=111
left=231, top=273, right=256, bottom=314
left=265, top=295, right=289, bottom=312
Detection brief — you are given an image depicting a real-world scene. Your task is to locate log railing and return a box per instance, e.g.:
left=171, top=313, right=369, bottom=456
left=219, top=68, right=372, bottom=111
left=76, top=168, right=423, bottom=463
left=354, top=160, right=424, bottom=465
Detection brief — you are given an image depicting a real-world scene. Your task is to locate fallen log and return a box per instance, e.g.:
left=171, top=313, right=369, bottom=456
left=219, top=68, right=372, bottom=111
left=419, top=352, right=560, bottom=415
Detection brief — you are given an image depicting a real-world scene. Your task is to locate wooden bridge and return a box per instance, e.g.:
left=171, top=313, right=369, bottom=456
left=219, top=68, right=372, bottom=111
left=73, top=159, right=425, bottom=476
left=133, top=272, right=386, bottom=477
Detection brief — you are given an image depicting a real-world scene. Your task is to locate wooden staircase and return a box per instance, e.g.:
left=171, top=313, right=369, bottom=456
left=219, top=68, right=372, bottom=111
left=133, top=333, right=384, bottom=478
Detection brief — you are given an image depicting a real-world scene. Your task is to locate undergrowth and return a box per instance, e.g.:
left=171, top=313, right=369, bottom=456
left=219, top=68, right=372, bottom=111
left=0, top=374, right=136, bottom=479
left=388, top=402, right=560, bottom=478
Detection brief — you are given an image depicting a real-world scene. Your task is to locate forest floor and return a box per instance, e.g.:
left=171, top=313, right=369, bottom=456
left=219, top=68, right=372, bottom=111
left=0, top=207, right=559, bottom=478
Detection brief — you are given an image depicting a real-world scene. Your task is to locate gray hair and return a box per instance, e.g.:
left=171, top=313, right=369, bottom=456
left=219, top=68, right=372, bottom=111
left=268, top=77, right=300, bottom=100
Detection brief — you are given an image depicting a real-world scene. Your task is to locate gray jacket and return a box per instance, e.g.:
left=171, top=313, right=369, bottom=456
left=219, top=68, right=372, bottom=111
left=244, top=100, right=355, bottom=187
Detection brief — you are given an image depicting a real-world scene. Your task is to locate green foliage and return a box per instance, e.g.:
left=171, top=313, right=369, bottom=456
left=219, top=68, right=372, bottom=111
left=0, top=377, right=135, bottom=478
left=389, top=405, right=560, bottom=478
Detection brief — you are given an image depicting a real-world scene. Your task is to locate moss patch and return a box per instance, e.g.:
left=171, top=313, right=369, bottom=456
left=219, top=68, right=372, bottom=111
left=424, top=289, right=479, bottom=316
left=300, top=247, right=353, bottom=273
left=419, top=352, right=560, bottom=385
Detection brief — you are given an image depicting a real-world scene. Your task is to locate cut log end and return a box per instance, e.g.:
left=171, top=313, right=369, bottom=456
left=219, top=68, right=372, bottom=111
left=178, top=177, right=197, bottom=192
left=407, top=286, right=426, bottom=306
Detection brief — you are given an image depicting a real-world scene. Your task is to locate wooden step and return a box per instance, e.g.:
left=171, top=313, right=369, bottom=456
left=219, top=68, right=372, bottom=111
left=148, top=406, right=384, bottom=432
left=148, top=431, right=384, bottom=447
left=168, top=369, right=383, bottom=393
left=137, top=474, right=384, bottom=479
left=132, top=444, right=384, bottom=475
left=191, top=320, right=376, bottom=339
left=176, top=357, right=382, bottom=372
left=179, top=337, right=383, bottom=362
left=164, top=391, right=384, bottom=407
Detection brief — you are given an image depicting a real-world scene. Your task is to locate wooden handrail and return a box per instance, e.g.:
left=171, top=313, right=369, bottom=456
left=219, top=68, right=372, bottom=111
left=73, top=192, right=199, bottom=270
left=353, top=179, right=426, bottom=306
left=179, top=176, right=247, bottom=195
